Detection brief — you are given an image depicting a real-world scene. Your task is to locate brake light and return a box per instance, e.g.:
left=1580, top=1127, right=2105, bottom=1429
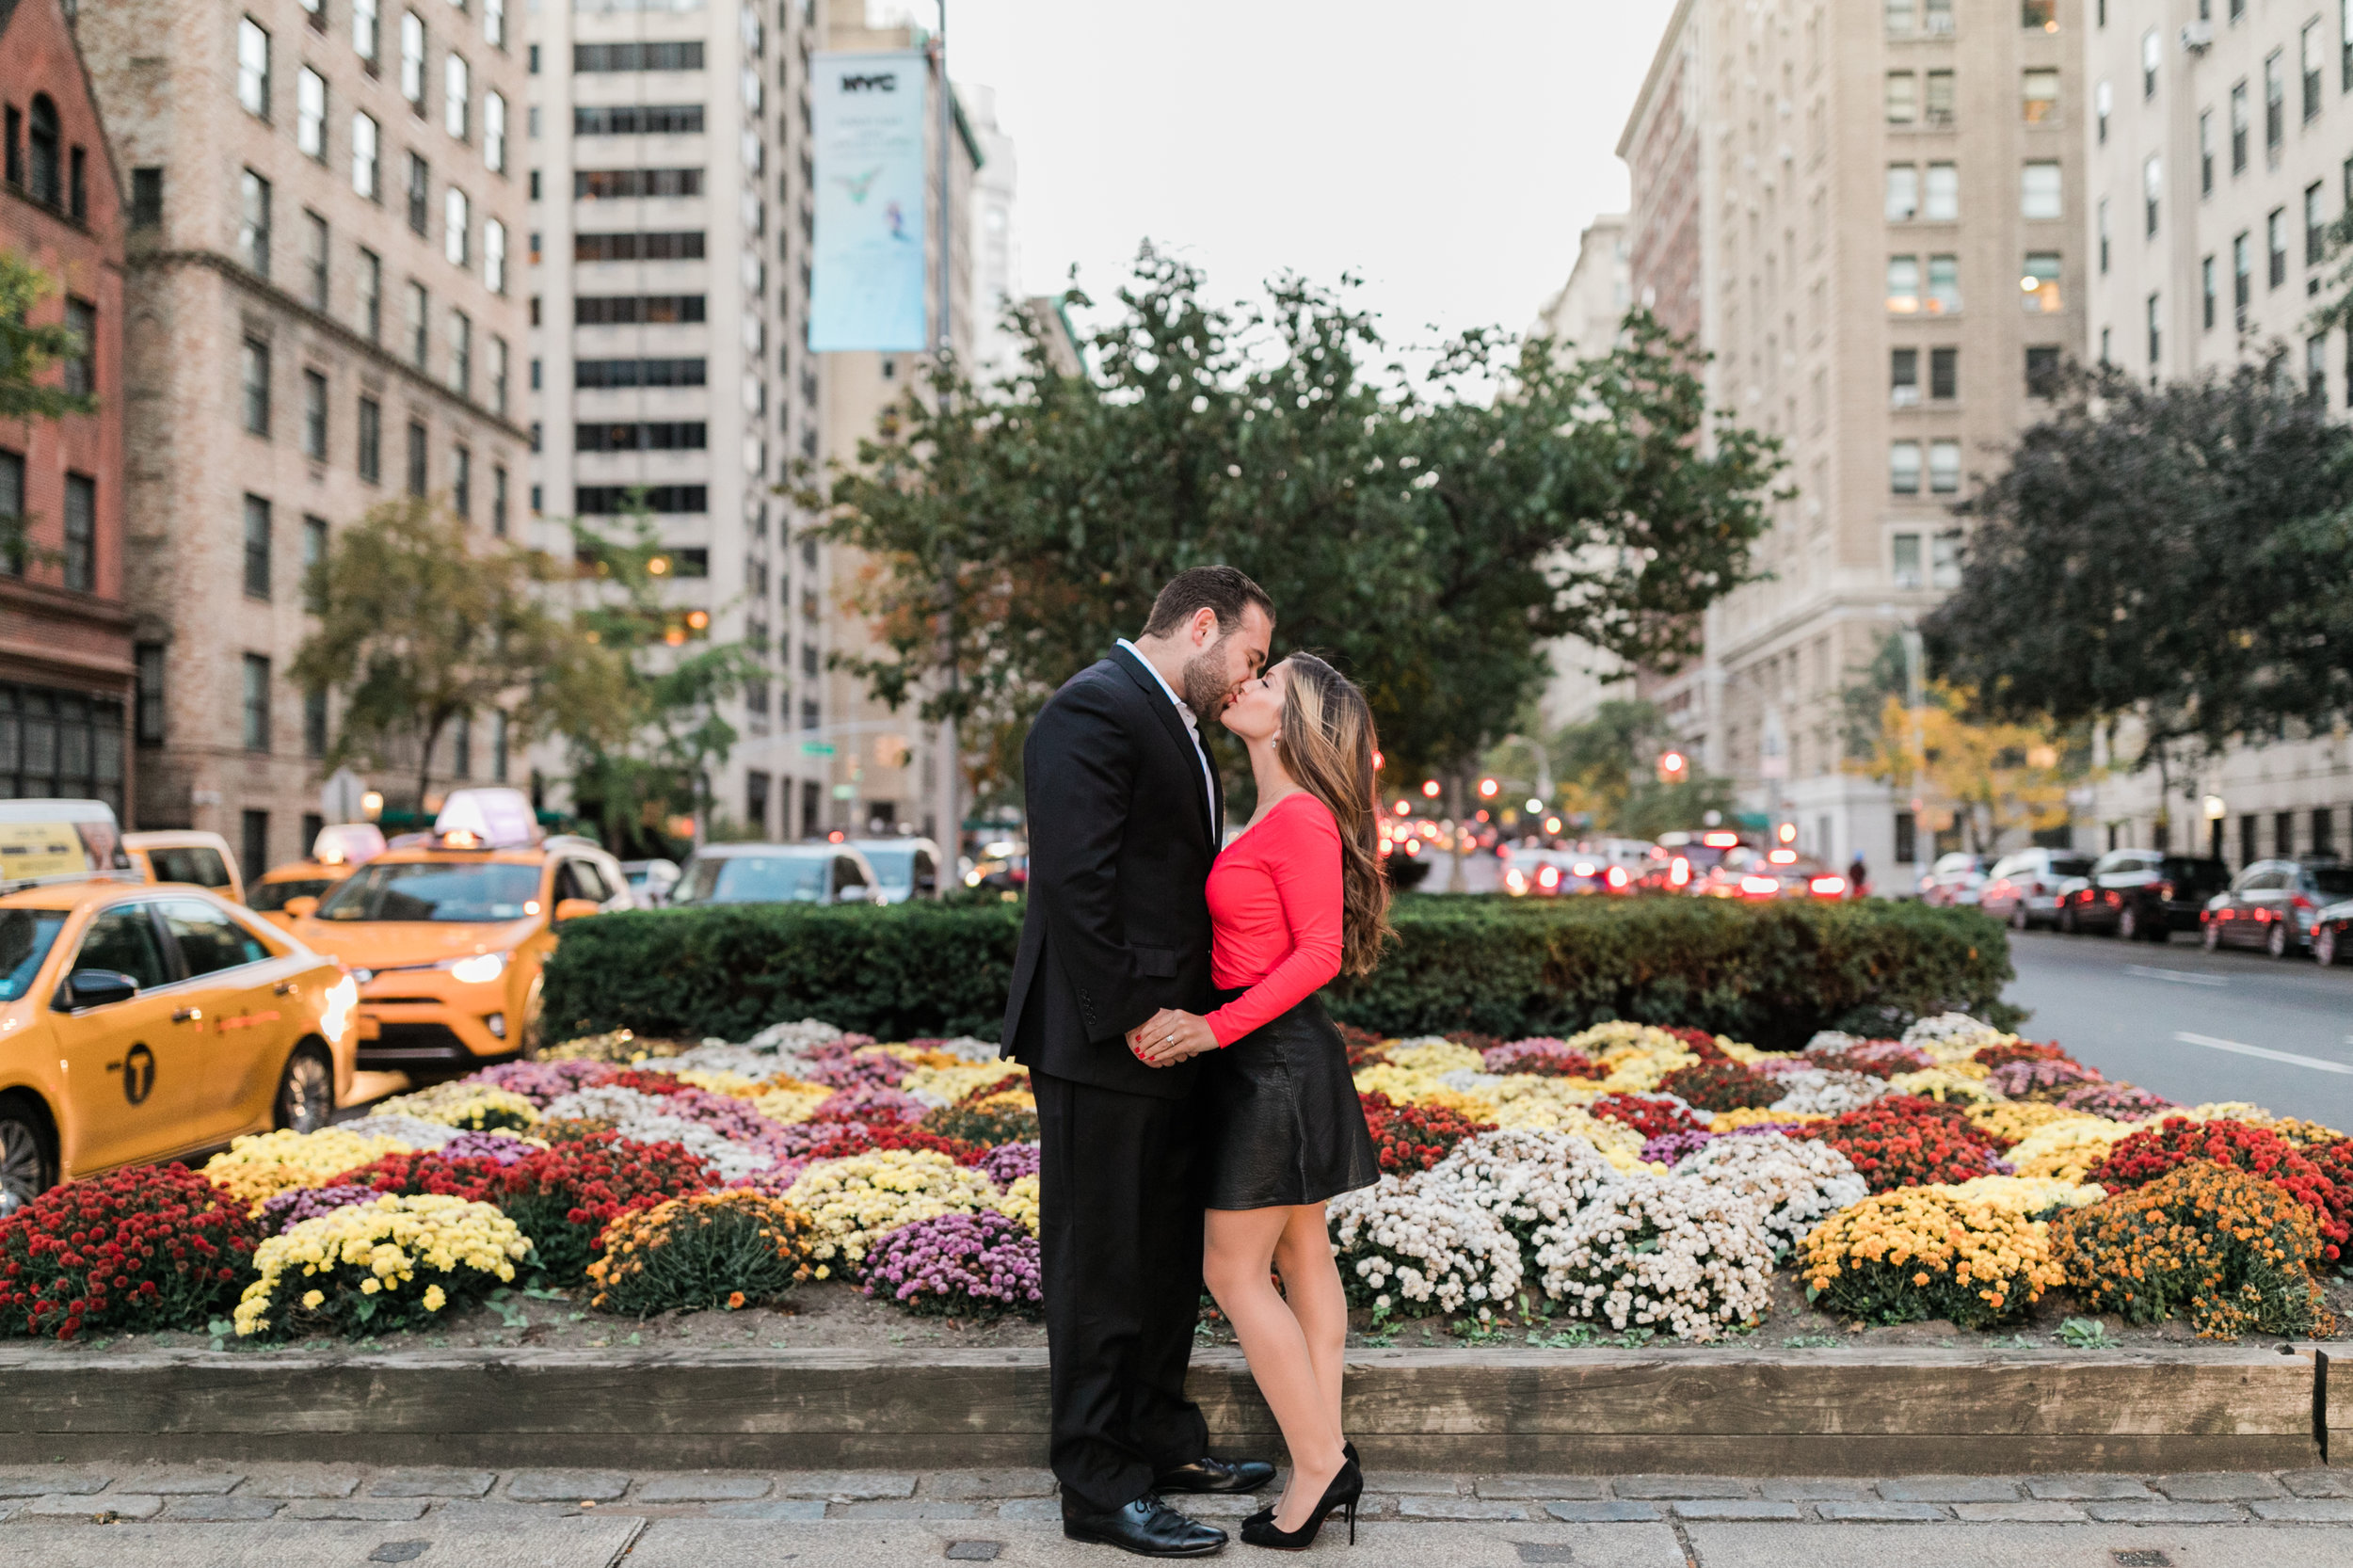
left=1606, top=865, right=1630, bottom=890
left=2293, top=894, right=2315, bottom=911
left=2154, top=882, right=2173, bottom=900
left=1809, top=875, right=1846, bottom=896
left=1670, top=856, right=1690, bottom=888
left=1739, top=874, right=1780, bottom=896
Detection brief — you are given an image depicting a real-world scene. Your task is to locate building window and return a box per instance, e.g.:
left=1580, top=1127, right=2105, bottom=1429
left=2240, top=813, right=2258, bottom=868
left=491, top=464, right=508, bottom=536
left=1890, top=348, right=1921, bottom=406
left=238, top=18, right=272, bottom=119
left=484, top=217, right=506, bottom=294
left=303, top=688, right=328, bottom=759
left=130, top=167, right=163, bottom=228
left=24, top=96, right=59, bottom=207
left=1886, top=72, right=1918, bottom=124
left=1931, top=530, right=1963, bottom=589
left=2098, top=197, right=2111, bottom=273
left=484, top=90, right=506, bottom=171
left=2233, top=232, right=2251, bottom=327
left=61, top=296, right=94, bottom=397
left=2145, top=155, right=2164, bottom=236
left=451, top=716, right=471, bottom=779
left=1890, top=441, right=1923, bottom=495
left=406, top=152, right=428, bottom=234
left=303, top=515, right=328, bottom=612
left=1928, top=440, right=1961, bottom=495
left=1929, top=345, right=1959, bottom=399
left=302, top=369, right=328, bottom=459
left=401, top=11, right=427, bottom=110
left=2100, top=326, right=2112, bottom=364
left=2022, top=251, right=2062, bottom=312
left=243, top=495, right=272, bottom=599
left=2231, top=81, right=2249, bottom=173
left=2306, top=182, right=2327, bottom=266
left=453, top=443, right=471, bottom=517
left=0, top=449, right=22, bottom=574
left=444, top=186, right=469, bottom=266
left=445, top=54, right=470, bottom=141
left=1892, top=532, right=1924, bottom=589
left=2022, top=0, right=2056, bottom=26
left=2268, top=208, right=2287, bottom=287
left=303, top=211, right=329, bottom=310
left=241, top=338, right=270, bottom=434
left=1886, top=254, right=1921, bottom=312
left=359, top=248, right=382, bottom=340
left=2265, top=52, right=2284, bottom=154
left=241, top=811, right=269, bottom=875
left=354, top=0, right=380, bottom=65
left=2022, top=161, right=2062, bottom=220
left=358, top=395, right=382, bottom=483
left=135, top=643, right=165, bottom=743
left=62, top=472, right=94, bottom=592
left=238, top=169, right=271, bottom=277
left=1925, top=70, right=1955, bottom=125
left=2025, top=344, right=2060, bottom=395
left=2202, top=254, right=2217, bottom=329
left=1926, top=254, right=1961, bottom=313
left=2023, top=68, right=2058, bottom=122
left=2095, top=77, right=2111, bottom=143
left=2303, top=19, right=2324, bottom=120
left=2199, top=111, right=2213, bottom=196
left=407, top=280, right=429, bottom=368
left=1924, top=162, right=1958, bottom=221
left=1885, top=165, right=1919, bottom=222
left=407, top=420, right=427, bottom=496
left=2141, top=27, right=2160, bottom=98
left=448, top=309, right=471, bottom=396
left=491, top=710, right=508, bottom=781
left=352, top=111, right=380, bottom=200
left=490, top=335, right=509, bottom=414
left=2147, top=293, right=2162, bottom=367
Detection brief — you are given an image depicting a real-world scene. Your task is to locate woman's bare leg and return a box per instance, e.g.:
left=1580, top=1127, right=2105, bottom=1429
left=1204, top=1205, right=1346, bottom=1530
left=1272, top=1201, right=1347, bottom=1440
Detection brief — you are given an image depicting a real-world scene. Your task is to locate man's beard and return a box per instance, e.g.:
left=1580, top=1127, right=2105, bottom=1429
left=1178, top=639, right=1236, bottom=723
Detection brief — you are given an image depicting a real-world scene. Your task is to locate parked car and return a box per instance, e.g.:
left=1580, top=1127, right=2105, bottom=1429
left=122, top=829, right=244, bottom=905
left=670, top=843, right=887, bottom=907
left=2201, top=858, right=2353, bottom=958
left=851, top=838, right=943, bottom=904
left=1917, top=852, right=1997, bottom=907
left=2057, top=849, right=2232, bottom=940
left=1978, top=848, right=2096, bottom=930
left=619, top=858, right=682, bottom=908
left=2313, top=896, right=2353, bottom=967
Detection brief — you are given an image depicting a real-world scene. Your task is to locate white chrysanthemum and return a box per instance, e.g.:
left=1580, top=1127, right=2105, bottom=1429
left=1671, top=1135, right=1867, bottom=1245
left=744, top=1017, right=850, bottom=1052
left=1327, top=1171, right=1524, bottom=1317
left=1802, top=1031, right=1865, bottom=1055
left=337, top=1114, right=464, bottom=1149
left=1430, top=1128, right=1623, bottom=1239
left=1767, top=1068, right=1893, bottom=1118
left=1532, top=1175, right=1776, bottom=1341
left=1900, top=1012, right=2014, bottom=1063
left=1437, top=1068, right=1509, bottom=1095
left=539, top=1085, right=773, bottom=1181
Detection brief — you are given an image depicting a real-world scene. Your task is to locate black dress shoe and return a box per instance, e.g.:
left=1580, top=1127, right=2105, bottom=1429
left=1063, top=1495, right=1229, bottom=1557
left=1155, top=1455, right=1276, bottom=1495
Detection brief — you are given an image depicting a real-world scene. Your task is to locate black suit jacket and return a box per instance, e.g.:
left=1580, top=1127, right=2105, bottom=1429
left=1001, top=647, right=1222, bottom=1100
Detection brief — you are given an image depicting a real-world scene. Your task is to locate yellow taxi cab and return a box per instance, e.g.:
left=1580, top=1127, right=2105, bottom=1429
left=286, top=789, right=632, bottom=1078
left=249, top=824, right=389, bottom=930
left=123, top=829, right=245, bottom=905
left=0, top=801, right=358, bottom=1213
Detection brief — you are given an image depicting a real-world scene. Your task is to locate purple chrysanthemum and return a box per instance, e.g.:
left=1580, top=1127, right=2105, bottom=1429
left=2057, top=1081, right=2177, bottom=1122
left=438, top=1130, right=540, bottom=1165
left=811, top=1084, right=928, bottom=1125
left=862, top=1210, right=1044, bottom=1315
left=256, top=1184, right=381, bottom=1234
left=471, top=1058, right=616, bottom=1106
left=1641, top=1129, right=1719, bottom=1166
left=976, top=1142, right=1040, bottom=1188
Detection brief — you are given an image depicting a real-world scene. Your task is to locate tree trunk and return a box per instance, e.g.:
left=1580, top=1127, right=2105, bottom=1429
left=417, top=712, right=448, bottom=821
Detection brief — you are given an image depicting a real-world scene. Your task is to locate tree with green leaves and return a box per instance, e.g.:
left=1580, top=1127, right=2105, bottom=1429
left=293, top=498, right=628, bottom=811
left=1541, top=697, right=1737, bottom=841
left=808, top=249, right=1785, bottom=808
left=0, top=250, right=97, bottom=568
left=1925, top=360, right=2353, bottom=794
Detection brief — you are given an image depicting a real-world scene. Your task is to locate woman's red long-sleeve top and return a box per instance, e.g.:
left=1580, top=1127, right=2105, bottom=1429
left=1202, top=791, right=1344, bottom=1047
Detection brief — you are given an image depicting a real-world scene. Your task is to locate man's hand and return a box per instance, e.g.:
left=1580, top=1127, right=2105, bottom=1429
left=1128, top=1008, right=1220, bottom=1066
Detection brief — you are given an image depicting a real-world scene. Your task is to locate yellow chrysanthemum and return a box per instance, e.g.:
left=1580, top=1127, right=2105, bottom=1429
left=203, top=1128, right=411, bottom=1212
left=1384, top=1039, right=1484, bottom=1075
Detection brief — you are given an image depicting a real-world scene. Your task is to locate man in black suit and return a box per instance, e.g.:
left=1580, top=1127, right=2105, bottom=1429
left=1005, top=567, right=1278, bottom=1557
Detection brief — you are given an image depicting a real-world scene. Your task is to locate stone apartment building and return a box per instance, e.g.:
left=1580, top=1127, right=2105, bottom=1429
left=1, top=0, right=132, bottom=818
left=523, top=0, right=826, bottom=843
left=77, top=0, right=532, bottom=874
left=2081, top=0, right=2353, bottom=864
left=1619, top=0, right=2088, bottom=881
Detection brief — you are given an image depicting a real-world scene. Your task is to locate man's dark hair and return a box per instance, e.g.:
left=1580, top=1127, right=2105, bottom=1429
left=1142, top=566, right=1273, bottom=639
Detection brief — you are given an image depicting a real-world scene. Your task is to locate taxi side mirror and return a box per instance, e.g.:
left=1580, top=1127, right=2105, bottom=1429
left=552, top=898, right=602, bottom=924
left=60, top=968, right=140, bottom=1011
left=284, top=896, right=319, bottom=919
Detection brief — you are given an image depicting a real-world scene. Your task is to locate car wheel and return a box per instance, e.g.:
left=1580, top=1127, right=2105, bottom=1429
left=520, top=975, right=547, bottom=1058
left=2118, top=905, right=2138, bottom=941
left=2203, top=919, right=2221, bottom=952
left=2011, top=903, right=2030, bottom=932
left=274, top=1045, right=336, bottom=1133
left=2058, top=904, right=2077, bottom=935
left=2267, top=920, right=2290, bottom=959
left=2317, top=925, right=2340, bottom=968
left=0, top=1096, right=57, bottom=1217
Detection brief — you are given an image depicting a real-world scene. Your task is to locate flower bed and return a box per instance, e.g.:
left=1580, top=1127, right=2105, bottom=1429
left=0, top=1166, right=256, bottom=1340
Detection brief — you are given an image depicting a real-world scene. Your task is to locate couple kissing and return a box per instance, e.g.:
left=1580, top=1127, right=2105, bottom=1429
left=1000, top=566, right=1394, bottom=1557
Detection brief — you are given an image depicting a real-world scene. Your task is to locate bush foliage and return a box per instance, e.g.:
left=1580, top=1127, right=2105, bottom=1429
left=544, top=898, right=2014, bottom=1051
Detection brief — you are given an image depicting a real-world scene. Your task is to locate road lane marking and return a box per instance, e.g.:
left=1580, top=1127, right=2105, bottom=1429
left=2172, top=1032, right=2353, bottom=1075
left=2126, top=966, right=2230, bottom=987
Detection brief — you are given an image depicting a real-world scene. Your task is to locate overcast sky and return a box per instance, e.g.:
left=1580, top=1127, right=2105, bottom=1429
left=933, top=0, right=1682, bottom=359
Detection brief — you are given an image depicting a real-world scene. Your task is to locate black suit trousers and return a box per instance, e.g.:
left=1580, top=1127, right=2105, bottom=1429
left=1032, top=1066, right=1209, bottom=1515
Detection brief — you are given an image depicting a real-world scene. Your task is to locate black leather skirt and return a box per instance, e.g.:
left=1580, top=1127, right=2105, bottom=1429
left=1199, top=993, right=1380, bottom=1211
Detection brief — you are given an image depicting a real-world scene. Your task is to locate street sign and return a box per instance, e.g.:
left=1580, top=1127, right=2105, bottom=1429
left=801, top=742, right=838, bottom=758
left=320, top=768, right=366, bottom=824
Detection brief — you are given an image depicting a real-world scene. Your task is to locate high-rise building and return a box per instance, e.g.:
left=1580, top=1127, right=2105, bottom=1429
left=81, top=0, right=531, bottom=869
left=1619, top=0, right=2086, bottom=878
left=2082, top=1, right=2353, bottom=863
left=526, top=0, right=823, bottom=842
left=1, top=0, right=131, bottom=818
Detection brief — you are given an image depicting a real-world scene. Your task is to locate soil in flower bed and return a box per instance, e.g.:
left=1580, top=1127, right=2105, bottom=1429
left=21, top=1268, right=2349, bottom=1359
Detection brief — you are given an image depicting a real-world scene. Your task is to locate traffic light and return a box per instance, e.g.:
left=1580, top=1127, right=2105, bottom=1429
left=1478, top=777, right=1498, bottom=799
left=1657, top=750, right=1688, bottom=783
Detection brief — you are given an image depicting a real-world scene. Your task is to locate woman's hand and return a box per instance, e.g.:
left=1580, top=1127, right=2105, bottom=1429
left=1128, top=1008, right=1221, bottom=1066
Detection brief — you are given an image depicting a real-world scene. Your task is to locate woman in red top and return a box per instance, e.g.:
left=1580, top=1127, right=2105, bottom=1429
left=1129, top=652, right=1392, bottom=1550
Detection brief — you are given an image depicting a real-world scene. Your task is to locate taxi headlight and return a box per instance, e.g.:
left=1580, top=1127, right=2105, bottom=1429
left=441, top=952, right=508, bottom=985
left=321, top=974, right=359, bottom=1044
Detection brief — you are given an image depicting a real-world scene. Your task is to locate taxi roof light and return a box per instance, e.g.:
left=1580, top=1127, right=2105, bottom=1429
left=312, top=823, right=389, bottom=866
left=432, top=788, right=540, bottom=850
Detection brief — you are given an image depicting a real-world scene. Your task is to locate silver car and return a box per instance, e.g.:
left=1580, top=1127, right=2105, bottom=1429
left=850, top=838, right=944, bottom=904
left=670, top=843, right=887, bottom=907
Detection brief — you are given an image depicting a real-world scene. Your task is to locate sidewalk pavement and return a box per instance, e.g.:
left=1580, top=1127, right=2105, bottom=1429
left=0, top=1464, right=2345, bottom=1564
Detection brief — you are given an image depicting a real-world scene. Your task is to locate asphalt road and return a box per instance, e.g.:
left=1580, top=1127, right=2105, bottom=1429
left=2002, top=925, right=2353, bottom=1129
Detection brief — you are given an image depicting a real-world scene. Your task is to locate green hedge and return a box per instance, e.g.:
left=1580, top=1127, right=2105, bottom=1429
left=541, top=897, right=2016, bottom=1051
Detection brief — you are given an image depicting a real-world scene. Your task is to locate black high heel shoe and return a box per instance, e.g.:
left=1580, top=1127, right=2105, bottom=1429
left=1240, top=1456, right=1362, bottom=1550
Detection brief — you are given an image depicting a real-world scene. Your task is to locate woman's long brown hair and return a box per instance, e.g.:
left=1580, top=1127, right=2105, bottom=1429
left=1274, top=653, right=1395, bottom=977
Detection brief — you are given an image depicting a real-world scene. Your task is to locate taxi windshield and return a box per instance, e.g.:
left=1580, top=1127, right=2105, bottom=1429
left=0, top=910, right=68, bottom=1001
left=315, top=861, right=541, bottom=921
left=674, top=854, right=827, bottom=904
left=249, top=877, right=333, bottom=912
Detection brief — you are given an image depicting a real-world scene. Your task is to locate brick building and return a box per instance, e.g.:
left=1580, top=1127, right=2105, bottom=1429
left=1, top=0, right=132, bottom=817
left=77, top=0, right=531, bottom=874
